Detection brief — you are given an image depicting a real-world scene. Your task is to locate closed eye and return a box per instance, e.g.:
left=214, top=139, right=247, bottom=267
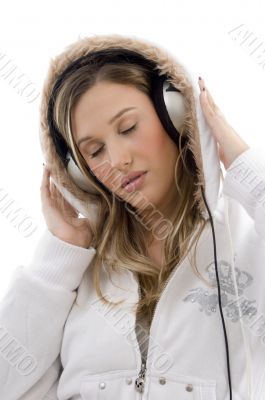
left=90, top=124, right=137, bottom=159
left=122, top=124, right=137, bottom=134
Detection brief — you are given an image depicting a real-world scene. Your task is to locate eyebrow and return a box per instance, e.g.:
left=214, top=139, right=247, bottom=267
left=77, top=106, right=137, bottom=147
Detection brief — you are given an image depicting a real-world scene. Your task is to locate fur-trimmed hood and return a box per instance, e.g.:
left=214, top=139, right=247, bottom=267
left=39, top=33, right=222, bottom=220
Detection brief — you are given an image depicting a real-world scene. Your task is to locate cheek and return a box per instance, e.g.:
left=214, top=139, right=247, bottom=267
left=148, top=132, right=179, bottom=180
left=91, top=163, right=122, bottom=191
left=137, top=126, right=168, bottom=159
left=89, top=162, right=110, bottom=184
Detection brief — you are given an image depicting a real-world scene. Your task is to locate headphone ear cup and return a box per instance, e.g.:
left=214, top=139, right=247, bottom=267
left=163, top=80, right=187, bottom=133
left=66, top=151, right=100, bottom=194
left=50, top=174, right=100, bottom=225
left=162, top=80, right=198, bottom=177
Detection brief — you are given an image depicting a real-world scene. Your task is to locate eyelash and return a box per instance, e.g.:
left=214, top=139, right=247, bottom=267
left=90, top=124, right=137, bottom=159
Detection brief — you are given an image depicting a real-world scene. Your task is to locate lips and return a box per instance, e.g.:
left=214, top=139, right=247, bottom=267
left=121, top=171, right=146, bottom=188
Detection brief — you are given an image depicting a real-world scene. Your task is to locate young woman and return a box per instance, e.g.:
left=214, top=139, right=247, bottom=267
left=1, top=33, right=265, bottom=400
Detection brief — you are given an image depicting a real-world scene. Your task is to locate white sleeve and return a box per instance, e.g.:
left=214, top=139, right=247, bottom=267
left=0, top=228, right=96, bottom=400
left=19, top=356, right=61, bottom=400
left=223, top=147, right=265, bottom=240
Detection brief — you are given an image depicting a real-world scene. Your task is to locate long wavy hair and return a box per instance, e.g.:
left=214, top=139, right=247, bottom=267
left=52, top=60, right=210, bottom=326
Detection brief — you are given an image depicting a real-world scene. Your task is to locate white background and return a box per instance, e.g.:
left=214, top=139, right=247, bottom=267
left=1, top=0, right=265, bottom=300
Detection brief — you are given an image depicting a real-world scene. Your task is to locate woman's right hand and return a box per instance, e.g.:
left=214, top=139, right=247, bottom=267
left=40, top=165, right=94, bottom=249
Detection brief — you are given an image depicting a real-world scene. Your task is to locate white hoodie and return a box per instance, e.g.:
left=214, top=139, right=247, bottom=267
left=1, top=149, right=265, bottom=400
left=1, top=34, right=265, bottom=400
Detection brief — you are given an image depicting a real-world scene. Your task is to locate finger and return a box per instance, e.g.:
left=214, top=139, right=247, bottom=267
left=199, top=84, right=215, bottom=120
left=199, top=77, right=220, bottom=114
left=40, top=166, right=52, bottom=202
left=205, top=88, right=219, bottom=114
left=50, top=181, right=79, bottom=218
left=50, top=180, right=60, bottom=202
left=198, top=77, right=205, bottom=92
left=49, top=179, right=68, bottom=205
left=198, top=80, right=223, bottom=127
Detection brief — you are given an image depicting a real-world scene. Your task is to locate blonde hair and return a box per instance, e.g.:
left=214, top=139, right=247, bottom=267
left=53, top=61, right=210, bottom=326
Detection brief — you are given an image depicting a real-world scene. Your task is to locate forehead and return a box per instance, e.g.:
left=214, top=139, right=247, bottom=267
left=73, top=82, right=146, bottom=116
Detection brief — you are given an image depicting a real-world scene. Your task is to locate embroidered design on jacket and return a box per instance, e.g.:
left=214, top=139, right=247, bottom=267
left=182, top=259, right=257, bottom=322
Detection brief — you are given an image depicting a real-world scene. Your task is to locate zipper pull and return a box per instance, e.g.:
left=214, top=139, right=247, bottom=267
left=135, top=361, right=147, bottom=393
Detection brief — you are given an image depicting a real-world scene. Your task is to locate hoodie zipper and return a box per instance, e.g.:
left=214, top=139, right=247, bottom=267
left=134, top=259, right=182, bottom=396
left=134, top=223, right=209, bottom=395
left=134, top=283, right=147, bottom=396
left=135, top=361, right=147, bottom=395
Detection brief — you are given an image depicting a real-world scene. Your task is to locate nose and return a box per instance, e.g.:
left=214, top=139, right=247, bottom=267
left=91, top=139, right=132, bottom=190
left=107, top=141, right=132, bottom=171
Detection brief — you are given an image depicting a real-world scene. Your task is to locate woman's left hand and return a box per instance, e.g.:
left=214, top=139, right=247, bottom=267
left=198, top=77, right=250, bottom=170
